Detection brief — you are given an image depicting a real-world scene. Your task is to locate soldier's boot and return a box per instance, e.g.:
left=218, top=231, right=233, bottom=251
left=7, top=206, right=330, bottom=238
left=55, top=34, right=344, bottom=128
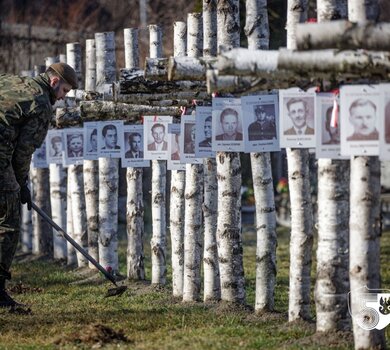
left=0, top=275, right=22, bottom=308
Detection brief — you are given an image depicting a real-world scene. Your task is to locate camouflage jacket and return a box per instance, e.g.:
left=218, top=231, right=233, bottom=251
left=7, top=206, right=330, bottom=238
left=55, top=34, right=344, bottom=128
left=0, top=73, right=56, bottom=191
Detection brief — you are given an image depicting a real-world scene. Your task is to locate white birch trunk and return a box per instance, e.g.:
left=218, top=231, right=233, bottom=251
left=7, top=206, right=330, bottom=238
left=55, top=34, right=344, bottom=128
left=170, top=171, right=186, bottom=297
left=126, top=168, right=145, bottom=279
left=149, top=25, right=167, bottom=286
left=83, top=160, right=99, bottom=269
left=151, top=160, right=167, bottom=285
left=286, top=0, right=313, bottom=322
left=66, top=43, right=88, bottom=268
left=95, top=32, right=120, bottom=273
left=66, top=172, right=77, bottom=266
left=203, top=158, right=220, bottom=302
left=183, top=163, right=204, bottom=302
left=20, top=202, right=32, bottom=253
left=286, top=0, right=308, bottom=50
left=182, top=11, right=204, bottom=303
left=315, top=159, right=350, bottom=331
left=124, top=28, right=139, bottom=70
left=202, top=0, right=220, bottom=303
left=246, top=0, right=277, bottom=312
left=124, top=28, right=145, bottom=280
left=68, top=165, right=88, bottom=267
left=216, top=153, right=245, bottom=303
left=203, top=0, right=217, bottom=57
left=31, top=167, right=52, bottom=256
left=85, top=39, right=96, bottom=92
left=315, top=0, right=350, bottom=333
left=349, top=157, right=385, bottom=349
left=251, top=153, right=277, bottom=311
left=84, top=39, right=99, bottom=269
left=174, top=22, right=187, bottom=58
left=217, top=0, right=240, bottom=52
left=49, top=164, right=67, bottom=261
left=170, top=22, right=186, bottom=297
left=348, top=0, right=379, bottom=22
left=98, top=159, right=119, bottom=272
left=244, top=0, right=269, bottom=50
left=216, top=0, right=245, bottom=304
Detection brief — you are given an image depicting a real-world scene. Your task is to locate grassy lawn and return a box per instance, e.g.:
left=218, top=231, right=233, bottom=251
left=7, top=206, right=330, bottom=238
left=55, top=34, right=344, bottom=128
left=0, top=225, right=389, bottom=349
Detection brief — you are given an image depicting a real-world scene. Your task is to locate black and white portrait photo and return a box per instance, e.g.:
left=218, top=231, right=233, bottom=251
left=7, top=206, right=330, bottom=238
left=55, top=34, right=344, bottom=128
left=32, top=140, right=48, bottom=168
left=98, top=120, right=124, bottom=158
left=46, top=130, right=64, bottom=164
left=180, top=115, right=202, bottom=164
left=340, top=84, right=380, bottom=156
left=195, top=106, right=215, bottom=158
left=241, top=94, right=280, bottom=153
left=143, top=115, right=172, bottom=160
left=121, top=125, right=149, bottom=168
left=378, top=84, right=390, bottom=160
left=63, top=128, right=84, bottom=166
left=279, top=89, right=316, bottom=148
left=167, top=123, right=185, bottom=171
left=212, top=98, right=244, bottom=152
left=315, top=93, right=346, bottom=160
left=84, top=122, right=99, bottom=160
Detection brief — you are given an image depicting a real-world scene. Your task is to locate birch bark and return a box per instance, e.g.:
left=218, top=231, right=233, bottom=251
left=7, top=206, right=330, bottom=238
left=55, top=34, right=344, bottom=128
left=202, top=0, right=220, bottom=303
left=49, top=164, right=68, bottom=261
left=95, top=32, right=120, bottom=273
left=84, top=38, right=99, bottom=269
left=183, top=12, right=204, bottom=303
left=149, top=25, right=167, bottom=285
left=314, top=0, right=351, bottom=333
left=245, top=0, right=277, bottom=312
left=170, top=21, right=186, bottom=297
left=67, top=42, right=88, bottom=268
left=66, top=172, right=77, bottom=266
left=124, top=27, right=145, bottom=280
left=216, top=0, right=246, bottom=304
left=286, top=0, right=313, bottom=322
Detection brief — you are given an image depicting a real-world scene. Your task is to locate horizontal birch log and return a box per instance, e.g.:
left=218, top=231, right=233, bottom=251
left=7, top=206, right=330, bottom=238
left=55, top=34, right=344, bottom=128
left=115, top=91, right=209, bottom=105
left=119, top=78, right=207, bottom=94
left=56, top=102, right=182, bottom=127
left=206, top=69, right=315, bottom=94
left=296, top=20, right=390, bottom=51
left=216, top=48, right=390, bottom=79
left=144, top=58, right=169, bottom=80
left=277, top=48, right=390, bottom=77
left=168, top=56, right=217, bottom=81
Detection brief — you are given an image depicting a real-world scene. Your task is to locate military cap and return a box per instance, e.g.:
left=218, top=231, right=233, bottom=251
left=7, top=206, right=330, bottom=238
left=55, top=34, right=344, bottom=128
left=48, top=62, right=78, bottom=89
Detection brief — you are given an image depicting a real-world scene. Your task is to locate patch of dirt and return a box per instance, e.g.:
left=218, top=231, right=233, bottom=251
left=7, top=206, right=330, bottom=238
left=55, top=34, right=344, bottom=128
left=54, top=323, right=130, bottom=347
left=8, top=282, right=43, bottom=294
left=210, top=301, right=254, bottom=316
left=244, top=309, right=288, bottom=323
left=283, top=329, right=353, bottom=348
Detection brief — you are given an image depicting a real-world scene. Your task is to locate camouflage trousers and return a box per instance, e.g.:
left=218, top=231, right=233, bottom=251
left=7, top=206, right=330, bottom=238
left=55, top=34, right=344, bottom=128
left=0, top=191, right=20, bottom=289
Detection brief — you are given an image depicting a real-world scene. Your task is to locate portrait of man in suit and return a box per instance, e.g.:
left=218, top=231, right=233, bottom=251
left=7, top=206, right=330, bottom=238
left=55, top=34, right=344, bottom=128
left=50, top=136, right=63, bottom=157
left=284, top=97, right=314, bottom=135
left=216, top=108, right=243, bottom=141
left=67, top=133, right=83, bottom=158
left=347, top=98, right=378, bottom=141
left=199, top=116, right=212, bottom=148
left=148, top=123, right=168, bottom=151
left=102, top=124, right=120, bottom=150
left=125, top=132, right=144, bottom=159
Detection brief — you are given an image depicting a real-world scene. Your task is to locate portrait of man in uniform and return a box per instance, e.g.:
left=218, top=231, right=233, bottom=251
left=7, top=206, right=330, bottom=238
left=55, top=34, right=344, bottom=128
left=248, top=105, right=276, bottom=141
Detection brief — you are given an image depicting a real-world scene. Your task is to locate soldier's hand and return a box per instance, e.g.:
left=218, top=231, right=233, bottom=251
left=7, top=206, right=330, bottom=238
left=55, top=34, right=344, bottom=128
left=20, top=185, right=32, bottom=210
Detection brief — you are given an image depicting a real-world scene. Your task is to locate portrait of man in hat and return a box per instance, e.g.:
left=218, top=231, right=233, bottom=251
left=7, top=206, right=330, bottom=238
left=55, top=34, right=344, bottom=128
left=248, top=104, right=276, bottom=141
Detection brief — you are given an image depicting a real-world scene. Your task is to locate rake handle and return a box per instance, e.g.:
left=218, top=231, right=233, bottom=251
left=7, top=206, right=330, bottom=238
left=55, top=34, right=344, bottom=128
left=31, top=202, right=117, bottom=287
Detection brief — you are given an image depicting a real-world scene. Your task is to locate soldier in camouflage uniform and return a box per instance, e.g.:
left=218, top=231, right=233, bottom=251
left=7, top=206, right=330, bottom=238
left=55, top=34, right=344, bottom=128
left=0, top=62, right=77, bottom=307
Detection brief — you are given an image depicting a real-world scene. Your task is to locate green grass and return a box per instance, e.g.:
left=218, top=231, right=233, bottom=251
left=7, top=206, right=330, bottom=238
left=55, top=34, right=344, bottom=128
left=0, top=226, right=389, bottom=349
